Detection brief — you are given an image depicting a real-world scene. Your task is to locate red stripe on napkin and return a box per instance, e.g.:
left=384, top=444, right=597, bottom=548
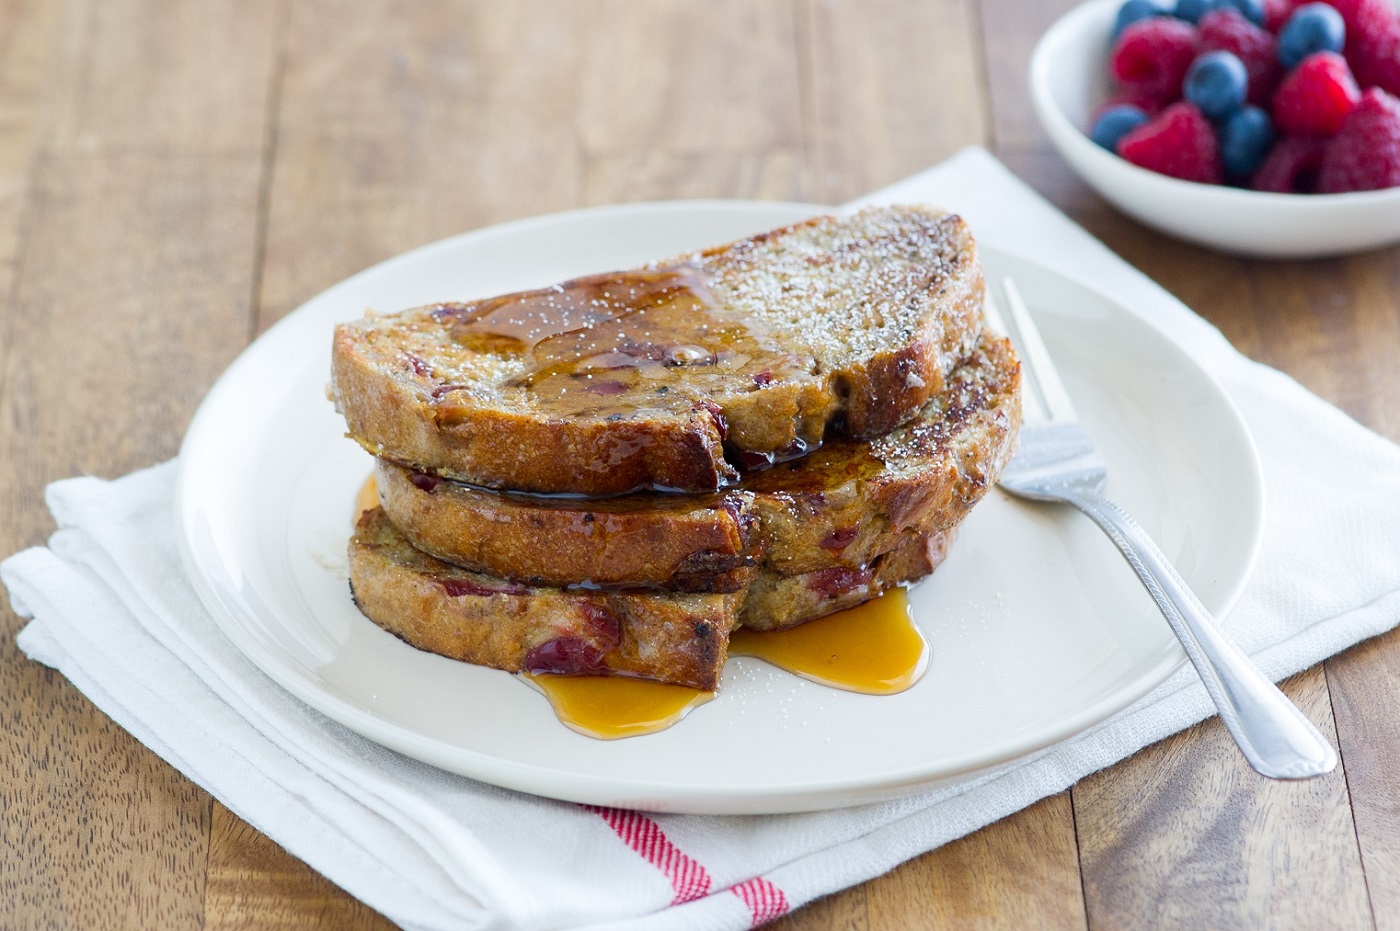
left=731, top=877, right=790, bottom=925
left=585, top=806, right=712, bottom=904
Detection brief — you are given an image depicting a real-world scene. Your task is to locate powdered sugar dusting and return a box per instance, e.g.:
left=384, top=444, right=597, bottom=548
left=697, top=206, right=979, bottom=369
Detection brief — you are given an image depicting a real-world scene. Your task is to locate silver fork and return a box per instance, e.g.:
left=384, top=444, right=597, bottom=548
left=992, top=277, right=1337, bottom=780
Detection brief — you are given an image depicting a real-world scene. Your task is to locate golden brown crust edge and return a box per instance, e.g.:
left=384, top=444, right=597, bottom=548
left=739, top=527, right=955, bottom=632
left=373, top=459, right=757, bottom=592
left=348, top=508, right=741, bottom=691
left=838, top=228, right=985, bottom=439
left=755, top=332, right=1020, bottom=575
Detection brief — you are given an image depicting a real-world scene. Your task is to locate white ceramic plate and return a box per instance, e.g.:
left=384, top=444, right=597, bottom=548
left=176, top=201, right=1264, bottom=815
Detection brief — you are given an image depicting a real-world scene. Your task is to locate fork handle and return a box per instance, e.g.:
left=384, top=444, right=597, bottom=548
left=1057, top=486, right=1338, bottom=780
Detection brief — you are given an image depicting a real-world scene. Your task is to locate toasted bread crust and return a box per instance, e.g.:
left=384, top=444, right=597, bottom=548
left=349, top=507, right=952, bottom=687
left=332, top=206, right=984, bottom=495
left=738, top=528, right=955, bottom=631
left=373, top=333, right=1019, bottom=588
left=747, top=333, right=1019, bottom=575
left=349, top=508, right=743, bottom=690
left=374, top=461, right=758, bottom=592
left=333, top=346, right=736, bottom=494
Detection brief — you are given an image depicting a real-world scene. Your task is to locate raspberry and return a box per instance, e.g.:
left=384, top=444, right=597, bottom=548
left=1199, top=7, right=1283, bottom=105
left=1112, top=18, right=1200, bottom=103
left=1327, top=0, right=1395, bottom=43
left=1117, top=102, right=1225, bottom=182
left=1250, top=134, right=1327, bottom=190
left=1319, top=87, right=1400, bottom=191
left=1348, top=16, right=1400, bottom=96
left=1272, top=51, right=1361, bottom=135
left=1263, top=0, right=1305, bottom=32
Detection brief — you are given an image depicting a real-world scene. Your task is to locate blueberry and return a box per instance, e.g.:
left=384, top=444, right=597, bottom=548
left=1277, top=3, right=1346, bottom=70
left=1090, top=104, right=1150, bottom=150
left=1174, top=0, right=1227, bottom=24
left=1222, top=0, right=1264, bottom=25
left=1184, top=51, right=1248, bottom=121
left=1219, top=106, right=1276, bottom=179
left=1114, top=0, right=1169, bottom=37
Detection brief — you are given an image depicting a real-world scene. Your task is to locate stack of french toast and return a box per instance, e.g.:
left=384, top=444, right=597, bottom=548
left=334, top=206, right=1021, bottom=692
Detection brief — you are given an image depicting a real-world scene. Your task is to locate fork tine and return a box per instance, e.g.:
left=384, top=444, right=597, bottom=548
left=1000, top=276, right=1078, bottom=424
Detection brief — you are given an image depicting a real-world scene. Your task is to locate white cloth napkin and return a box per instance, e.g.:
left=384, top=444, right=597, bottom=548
left=6, top=147, right=1400, bottom=931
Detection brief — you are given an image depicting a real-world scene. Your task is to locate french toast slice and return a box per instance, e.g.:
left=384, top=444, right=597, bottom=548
left=373, top=332, right=1019, bottom=590
left=738, top=527, right=955, bottom=631
left=348, top=507, right=952, bottom=689
left=349, top=507, right=742, bottom=690
left=374, top=462, right=758, bottom=593
left=332, top=206, right=985, bottom=496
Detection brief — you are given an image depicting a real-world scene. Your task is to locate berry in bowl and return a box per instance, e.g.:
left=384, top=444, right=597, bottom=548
left=1030, top=0, right=1400, bottom=257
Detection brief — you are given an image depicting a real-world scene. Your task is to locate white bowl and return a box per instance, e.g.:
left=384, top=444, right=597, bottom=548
left=1030, top=0, right=1400, bottom=258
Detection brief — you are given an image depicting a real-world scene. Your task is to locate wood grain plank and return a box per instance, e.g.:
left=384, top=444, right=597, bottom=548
left=768, top=883, right=869, bottom=931
left=976, top=0, right=1078, bottom=152
left=205, top=808, right=394, bottom=931
left=1076, top=669, right=1371, bottom=929
left=2, top=154, right=265, bottom=471
left=256, top=0, right=592, bottom=330
left=765, top=796, right=1087, bottom=931
left=865, top=795, right=1087, bottom=931
left=577, top=0, right=803, bottom=155
left=43, top=0, right=279, bottom=156
left=0, top=151, right=267, bottom=931
left=583, top=150, right=811, bottom=205
left=0, top=0, right=282, bottom=928
left=799, top=0, right=990, bottom=203
left=578, top=4, right=811, bottom=204
left=0, top=0, right=62, bottom=273
left=0, top=657, right=211, bottom=931
left=1328, top=633, right=1400, bottom=931
left=1232, top=255, right=1400, bottom=443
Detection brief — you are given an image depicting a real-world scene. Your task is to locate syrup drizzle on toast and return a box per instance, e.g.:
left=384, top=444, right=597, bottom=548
left=431, top=264, right=806, bottom=419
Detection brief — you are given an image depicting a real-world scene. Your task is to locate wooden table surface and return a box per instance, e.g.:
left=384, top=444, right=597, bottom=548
left=3, top=0, right=1398, bottom=928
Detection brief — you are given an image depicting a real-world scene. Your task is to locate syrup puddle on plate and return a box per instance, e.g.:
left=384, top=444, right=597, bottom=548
left=729, top=588, right=928, bottom=695
left=523, top=590, right=928, bottom=739
left=521, top=674, right=715, bottom=740
left=349, top=475, right=928, bottom=740
left=355, top=475, right=379, bottom=519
